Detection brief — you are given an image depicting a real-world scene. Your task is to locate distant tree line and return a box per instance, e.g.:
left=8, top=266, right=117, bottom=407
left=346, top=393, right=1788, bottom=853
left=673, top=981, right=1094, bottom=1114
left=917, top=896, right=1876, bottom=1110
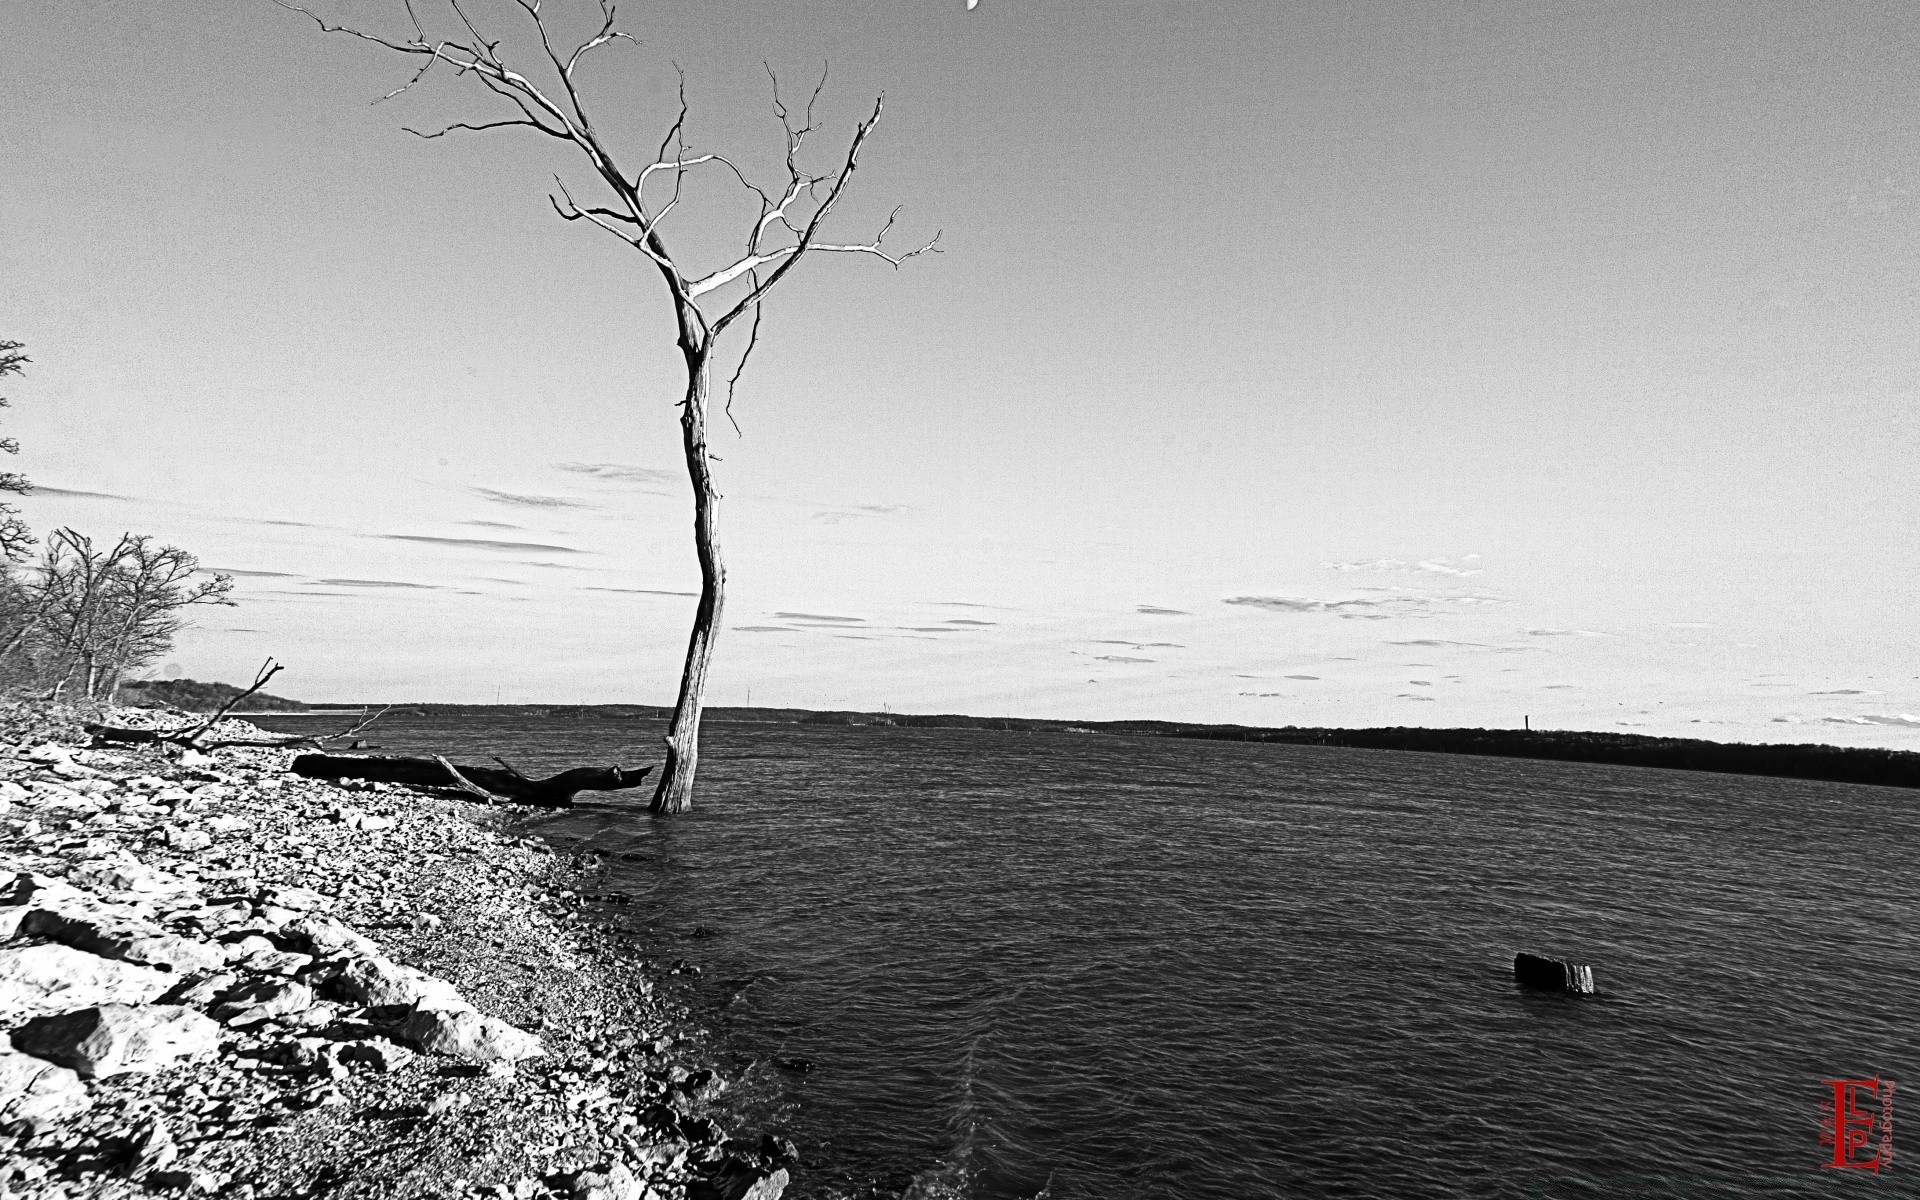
left=0, top=340, right=235, bottom=702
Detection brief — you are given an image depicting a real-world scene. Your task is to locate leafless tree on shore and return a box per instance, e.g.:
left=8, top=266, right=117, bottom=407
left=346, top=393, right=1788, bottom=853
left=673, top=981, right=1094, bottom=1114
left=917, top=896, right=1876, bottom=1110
left=0, top=340, right=36, bottom=564
left=31, top=530, right=235, bottom=701
left=274, top=0, right=938, bottom=813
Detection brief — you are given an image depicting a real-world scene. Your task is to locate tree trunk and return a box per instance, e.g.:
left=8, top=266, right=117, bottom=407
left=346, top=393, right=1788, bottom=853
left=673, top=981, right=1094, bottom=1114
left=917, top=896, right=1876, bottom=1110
left=652, top=348, right=723, bottom=815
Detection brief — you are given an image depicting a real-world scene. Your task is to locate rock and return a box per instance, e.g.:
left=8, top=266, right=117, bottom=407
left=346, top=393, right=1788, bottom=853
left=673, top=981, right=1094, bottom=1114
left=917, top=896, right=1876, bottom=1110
left=11, top=1003, right=221, bottom=1078
left=1513, top=952, right=1596, bottom=994
left=24, top=908, right=225, bottom=976
left=758, top=1134, right=798, bottom=1165
left=176, top=750, right=217, bottom=769
left=24, top=744, right=74, bottom=764
left=205, top=815, right=251, bottom=835
left=338, top=1038, right=413, bottom=1073
left=224, top=934, right=278, bottom=963
left=68, top=853, right=196, bottom=898
left=561, top=1161, right=643, bottom=1200
left=409, top=913, right=443, bottom=932
left=158, top=971, right=238, bottom=1008
left=0, top=944, right=170, bottom=1020
left=0, top=1048, right=91, bottom=1129
left=258, top=885, right=326, bottom=912
left=689, top=1161, right=788, bottom=1200
left=211, top=980, right=315, bottom=1026
left=276, top=915, right=380, bottom=958
left=126, top=1116, right=179, bottom=1178
left=396, top=1006, right=544, bottom=1062
left=333, top=955, right=469, bottom=1011
left=164, top=826, right=214, bottom=852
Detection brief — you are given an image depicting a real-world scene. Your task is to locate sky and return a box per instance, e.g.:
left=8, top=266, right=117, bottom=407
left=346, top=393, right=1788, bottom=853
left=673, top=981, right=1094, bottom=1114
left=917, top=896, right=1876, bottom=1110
left=3, top=0, right=1918, bottom=745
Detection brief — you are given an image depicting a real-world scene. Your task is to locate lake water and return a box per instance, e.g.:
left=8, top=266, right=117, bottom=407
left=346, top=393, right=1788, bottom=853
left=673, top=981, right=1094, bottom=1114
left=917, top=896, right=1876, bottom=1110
left=252, top=712, right=1918, bottom=1197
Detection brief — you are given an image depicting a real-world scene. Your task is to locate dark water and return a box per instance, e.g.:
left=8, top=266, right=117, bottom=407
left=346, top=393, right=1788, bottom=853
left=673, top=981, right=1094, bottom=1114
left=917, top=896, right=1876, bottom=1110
left=255, top=713, right=1918, bottom=1197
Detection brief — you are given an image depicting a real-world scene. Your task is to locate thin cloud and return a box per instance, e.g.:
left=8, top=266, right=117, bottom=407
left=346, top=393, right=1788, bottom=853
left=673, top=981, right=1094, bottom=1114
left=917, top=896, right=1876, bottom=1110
left=946, top=619, right=996, bottom=626
left=1094, top=639, right=1182, bottom=648
left=1226, top=595, right=1424, bottom=618
left=379, top=533, right=583, bottom=554
left=518, top=560, right=589, bottom=570
left=812, top=505, right=905, bottom=524
left=1094, top=655, right=1154, bottom=663
left=200, top=568, right=296, bottom=578
left=733, top=626, right=792, bottom=632
left=472, top=487, right=593, bottom=509
left=1328, top=557, right=1483, bottom=577
left=1387, top=639, right=1487, bottom=648
left=554, top=463, right=677, bottom=488
left=774, top=612, right=865, bottom=623
left=1137, top=605, right=1188, bottom=615
left=900, top=626, right=962, bottom=632
left=461, top=520, right=522, bottom=530
left=1285, top=674, right=1320, bottom=680
left=584, top=586, right=698, bottom=597
left=1525, top=627, right=1612, bottom=637
left=1809, top=688, right=1876, bottom=695
left=32, top=486, right=134, bottom=501
left=1822, top=713, right=1920, bottom=728
left=316, top=578, right=445, bottom=590
left=1397, top=693, right=1435, bottom=701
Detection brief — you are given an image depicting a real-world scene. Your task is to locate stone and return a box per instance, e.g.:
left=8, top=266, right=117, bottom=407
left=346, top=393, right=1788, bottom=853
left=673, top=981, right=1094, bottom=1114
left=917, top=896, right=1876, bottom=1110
left=0, top=944, right=170, bottom=1020
left=257, top=885, right=326, bottom=911
left=689, top=1161, right=788, bottom=1200
left=24, top=744, right=74, bottom=764
left=333, top=955, right=469, bottom=1011
left=165, top=826, right=214, bottom=852
left=276, top=915, right=379, bottom=958
left=11, top=1003, right=220, bottom=1078
left=205, top=815, right=251, bottom=835
left=126, top=1116, right=179, bottom=1178
left=176, top=750, right=217, bottom=769
left=158, top=971, right=239, bottom=1008
left=21, top=904, right=226, bottom=975
left=68, top=853, right=192, bottom=898
left=397, top=1006, right=544, bottom=1063
left=0, top=1048, right=91, bottom=1129
left=561, top=1161, right=643, bottom=1200
left=338, top=1038, right=413, bottom=1072
left=211, top=980, right=315, bottom=1026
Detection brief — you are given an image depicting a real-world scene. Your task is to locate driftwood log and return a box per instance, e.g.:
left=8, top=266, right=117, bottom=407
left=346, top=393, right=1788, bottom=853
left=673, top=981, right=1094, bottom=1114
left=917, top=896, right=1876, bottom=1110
left=291, top=753, right=652, bottom=808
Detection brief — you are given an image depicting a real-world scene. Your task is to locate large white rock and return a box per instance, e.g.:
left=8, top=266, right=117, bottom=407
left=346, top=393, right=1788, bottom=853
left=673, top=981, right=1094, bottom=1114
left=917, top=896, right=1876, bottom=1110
left=10, top=1003, right=221, bottom=1078
left=0, top=944, right=170, bottom=1021
left=397, top=1006, right=544, bottom=1062
left=0, top=1048, right=91, bottom=1128
left=334, top=955, right=469, bottom=1011
left=276, top=915, right=380, bottom=958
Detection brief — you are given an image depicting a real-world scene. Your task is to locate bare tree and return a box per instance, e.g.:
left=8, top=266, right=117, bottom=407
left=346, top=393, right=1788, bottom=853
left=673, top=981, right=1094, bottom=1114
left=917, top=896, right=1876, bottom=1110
left=0, top=340, right=34, bottom=564
left=33, top=530, right=235, bottom=700
left=276, top=0, right=939, bottom=813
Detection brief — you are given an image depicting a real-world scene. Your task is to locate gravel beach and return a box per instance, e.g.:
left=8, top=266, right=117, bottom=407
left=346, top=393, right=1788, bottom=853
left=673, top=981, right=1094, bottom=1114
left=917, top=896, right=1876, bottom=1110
left=0, top=704, right=792, bottom=1200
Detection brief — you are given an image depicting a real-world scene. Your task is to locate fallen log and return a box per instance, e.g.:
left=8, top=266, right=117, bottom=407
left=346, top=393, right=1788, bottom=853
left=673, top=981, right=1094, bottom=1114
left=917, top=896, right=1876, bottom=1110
left=290, top=753, right=653, bottom=808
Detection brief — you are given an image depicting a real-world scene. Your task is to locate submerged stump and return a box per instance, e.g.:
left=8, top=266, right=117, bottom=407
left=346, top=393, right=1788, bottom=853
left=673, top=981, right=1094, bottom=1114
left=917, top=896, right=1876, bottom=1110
left=1513, top=952, right=1596, bottom=994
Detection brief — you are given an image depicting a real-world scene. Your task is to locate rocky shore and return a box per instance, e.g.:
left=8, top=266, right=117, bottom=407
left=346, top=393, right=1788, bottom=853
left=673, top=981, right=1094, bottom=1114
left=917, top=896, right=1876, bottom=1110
left=0, top=705, right=792, bottom=1200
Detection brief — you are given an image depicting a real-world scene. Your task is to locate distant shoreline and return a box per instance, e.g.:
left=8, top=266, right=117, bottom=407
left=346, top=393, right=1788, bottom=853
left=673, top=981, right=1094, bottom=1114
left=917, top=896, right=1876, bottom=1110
left=244, top=703, right=1920, bottom=793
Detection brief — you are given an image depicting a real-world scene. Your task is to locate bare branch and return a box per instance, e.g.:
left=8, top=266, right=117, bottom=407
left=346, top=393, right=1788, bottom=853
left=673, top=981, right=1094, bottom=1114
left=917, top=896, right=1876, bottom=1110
left=435, top=754, right=506, bottom=804
left=404, top=117, right=561, bottom=140
left=180, top=657, right=284, bottom=745
left=725, top=291, right=764, bottom=436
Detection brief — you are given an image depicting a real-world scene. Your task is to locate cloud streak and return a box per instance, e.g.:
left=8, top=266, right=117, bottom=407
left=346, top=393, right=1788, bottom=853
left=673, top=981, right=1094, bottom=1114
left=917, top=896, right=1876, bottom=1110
left=472, top=487, right=593, bottom=509
left=379, top=534, right=583, bottom=554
